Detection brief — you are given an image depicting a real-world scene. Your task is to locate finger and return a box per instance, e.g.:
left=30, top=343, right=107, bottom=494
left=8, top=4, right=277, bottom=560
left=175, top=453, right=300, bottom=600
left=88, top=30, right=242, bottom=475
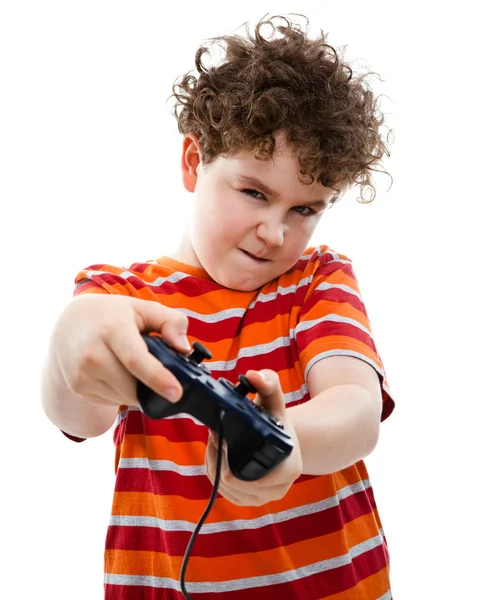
left=244, top=370, right=302, bottom=480
left=105, top=323, right=186, bottom=403
left=244, top=369, right=286, bottom=420
left=75, top=343, right=141, bottom=405
left=217, top=485, right=264, bottom=507
left=205, top=433, right=278, bottom=498
left=205, top=431, right=224, bottom=481
left=131, top=298, right=191, bottom=353
left=206, top=457, right=264, bottom=506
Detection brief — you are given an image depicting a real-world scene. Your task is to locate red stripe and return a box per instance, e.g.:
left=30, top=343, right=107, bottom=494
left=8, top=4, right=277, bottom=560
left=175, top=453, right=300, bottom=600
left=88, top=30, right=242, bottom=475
left=78, top=271, right=222, bottom=298
left=131, top=263, right=152, bottom=273
left=210, top=345, right=297, bottom=380
left=187, top=316, right=250, bottom=343
left=104, top=544, right=389, bottom=599
left=122, top=413, right=209, bottom=443
left=302, top=283, right=367, bottom=316
left=61, top=431, right=86, bottom=443
left=114, top=468, right=214, bottom=499
left=114, top=464, right=317, bottom=500
left=149, top=277, right=223, bottom=298
left=290, top=250, right=343, bottom=277
left=106, top=488, right=375, bottom=556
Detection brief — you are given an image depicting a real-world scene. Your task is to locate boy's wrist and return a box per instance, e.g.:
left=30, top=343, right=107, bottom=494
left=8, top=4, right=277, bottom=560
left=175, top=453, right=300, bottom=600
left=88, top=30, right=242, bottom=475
left=288, top=384, right=381, bottom=475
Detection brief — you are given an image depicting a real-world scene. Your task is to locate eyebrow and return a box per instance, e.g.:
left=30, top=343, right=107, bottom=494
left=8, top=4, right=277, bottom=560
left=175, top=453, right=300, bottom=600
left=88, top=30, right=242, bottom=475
left=236, top=175, right=330, bottom=208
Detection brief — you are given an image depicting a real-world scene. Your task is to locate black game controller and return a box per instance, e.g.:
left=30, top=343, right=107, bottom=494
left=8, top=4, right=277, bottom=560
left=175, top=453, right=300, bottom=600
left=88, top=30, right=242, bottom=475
left=137, top=333, right=294, bottom=481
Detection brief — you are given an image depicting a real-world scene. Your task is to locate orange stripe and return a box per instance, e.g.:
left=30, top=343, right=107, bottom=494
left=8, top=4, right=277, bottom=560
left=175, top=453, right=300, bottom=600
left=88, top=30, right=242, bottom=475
left=105, top=512, right=381, bottom=580
left=121, top=434, right=207, bottom=464
left=159, top=288, right=256, bottom=312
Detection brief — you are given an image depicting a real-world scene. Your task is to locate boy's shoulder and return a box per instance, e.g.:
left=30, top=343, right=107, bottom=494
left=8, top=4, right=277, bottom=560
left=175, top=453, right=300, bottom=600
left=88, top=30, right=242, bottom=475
left=73, top=244, right=354, bottom=297
left=298, top=244, right=352, bottom=267
left=283, top=244, right=353, bottom=284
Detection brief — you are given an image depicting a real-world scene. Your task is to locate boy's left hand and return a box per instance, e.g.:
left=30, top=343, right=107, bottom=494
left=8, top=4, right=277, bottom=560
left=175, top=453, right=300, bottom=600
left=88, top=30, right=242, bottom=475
left=205, top=369, right=303, bottom=507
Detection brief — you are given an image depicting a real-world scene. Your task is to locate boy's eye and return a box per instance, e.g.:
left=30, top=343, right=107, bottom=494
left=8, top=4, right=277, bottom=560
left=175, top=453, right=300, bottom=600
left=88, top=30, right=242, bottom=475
left=241, top=189, right=317, bottom=217
left=293, top=205, right=316, bottom=217
left=242, top=188, right=265, bottom=199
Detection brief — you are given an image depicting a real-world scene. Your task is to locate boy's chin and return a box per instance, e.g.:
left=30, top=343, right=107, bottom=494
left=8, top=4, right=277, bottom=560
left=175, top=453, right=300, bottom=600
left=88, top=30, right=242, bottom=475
left=209, top=269, right=279, bottom=292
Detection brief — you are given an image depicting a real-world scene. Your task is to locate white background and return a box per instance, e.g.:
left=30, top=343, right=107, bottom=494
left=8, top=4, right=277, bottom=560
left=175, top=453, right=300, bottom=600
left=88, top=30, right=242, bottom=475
left=1, top=1, right=484, bottom=597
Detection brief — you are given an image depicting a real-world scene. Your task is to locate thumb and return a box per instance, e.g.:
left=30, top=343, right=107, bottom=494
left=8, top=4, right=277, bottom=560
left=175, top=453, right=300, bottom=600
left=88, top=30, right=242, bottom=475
left=245, top=369, right=286, bottom=419
left=245, top=369, right=300, bottom=453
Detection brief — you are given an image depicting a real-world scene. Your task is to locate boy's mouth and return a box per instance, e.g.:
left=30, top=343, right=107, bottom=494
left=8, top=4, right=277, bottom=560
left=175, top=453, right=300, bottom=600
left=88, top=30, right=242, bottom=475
left=239, top=249, right=270, bottom=262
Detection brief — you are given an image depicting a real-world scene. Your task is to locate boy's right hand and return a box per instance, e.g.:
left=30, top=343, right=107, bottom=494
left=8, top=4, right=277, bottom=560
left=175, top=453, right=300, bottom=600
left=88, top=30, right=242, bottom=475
left=52, top=294, right=192, bottom=409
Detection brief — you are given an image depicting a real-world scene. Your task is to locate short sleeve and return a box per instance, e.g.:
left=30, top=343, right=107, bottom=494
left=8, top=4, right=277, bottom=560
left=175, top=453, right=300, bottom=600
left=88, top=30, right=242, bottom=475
left=73, top=264, right=132, bottom=297
left=295, top=247, right=395, bottom=421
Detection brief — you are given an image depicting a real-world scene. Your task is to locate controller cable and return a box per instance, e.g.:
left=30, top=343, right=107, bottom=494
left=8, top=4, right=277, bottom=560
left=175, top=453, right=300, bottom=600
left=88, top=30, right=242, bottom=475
left=180, top=408, right=225, bottom=600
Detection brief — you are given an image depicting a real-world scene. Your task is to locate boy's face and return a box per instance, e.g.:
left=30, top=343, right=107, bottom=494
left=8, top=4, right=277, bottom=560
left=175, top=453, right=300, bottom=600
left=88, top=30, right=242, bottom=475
left=176, top=133, right=338, bottom=291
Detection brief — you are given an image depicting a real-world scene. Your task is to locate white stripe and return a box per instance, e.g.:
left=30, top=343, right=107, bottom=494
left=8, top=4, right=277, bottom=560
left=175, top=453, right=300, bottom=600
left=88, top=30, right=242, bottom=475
left=248, top=278, right=312, bottom=309
left=283, top=383, right=308, bottom=405
left=109, top=479, right=371, bottom=533
left=314, top=280, right=362, bottom=299
left=300, top=247, right=352, bottom=268
left=178, top=306, right=247, bottom=323
left=118, top=457, right=206, bottom=476
left=295, top=313, right=372, bottom=337
left=304, top=349, right=386, bottom=381
left=132, top=270, right=189, bottom=286
left=245, top=252, right=354, bottom=310
left=75, top=268, right=190, bottom=290
left=209, top=337, right=291, bottom=371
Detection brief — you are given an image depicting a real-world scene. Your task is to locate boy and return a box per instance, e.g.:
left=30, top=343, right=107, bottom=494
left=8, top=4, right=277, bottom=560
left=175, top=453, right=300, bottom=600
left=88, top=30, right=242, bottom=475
left=42, top=15, right=395, bottom=600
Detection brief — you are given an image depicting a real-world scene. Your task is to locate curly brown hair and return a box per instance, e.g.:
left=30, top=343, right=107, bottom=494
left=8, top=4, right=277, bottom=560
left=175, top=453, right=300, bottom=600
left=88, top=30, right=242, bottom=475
left=170, top=15, right=392, bottom=204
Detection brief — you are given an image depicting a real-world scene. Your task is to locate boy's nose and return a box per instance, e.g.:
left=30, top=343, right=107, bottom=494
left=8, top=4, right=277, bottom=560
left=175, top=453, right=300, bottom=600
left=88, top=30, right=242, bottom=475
left=256, top=220, right=286, bottom=247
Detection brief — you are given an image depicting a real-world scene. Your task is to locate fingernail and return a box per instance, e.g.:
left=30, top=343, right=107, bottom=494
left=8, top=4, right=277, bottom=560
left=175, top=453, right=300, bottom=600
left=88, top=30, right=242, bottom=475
left=179, top=336, right=191, bottom=352
left=164, top=387, right=180, bottom=402
left=260, top=372, right=269, bottom=383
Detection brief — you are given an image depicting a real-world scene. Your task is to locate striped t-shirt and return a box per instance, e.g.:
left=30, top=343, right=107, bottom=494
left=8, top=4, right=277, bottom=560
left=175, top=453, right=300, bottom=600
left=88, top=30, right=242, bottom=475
left=72, top=244, right=395, bottom=599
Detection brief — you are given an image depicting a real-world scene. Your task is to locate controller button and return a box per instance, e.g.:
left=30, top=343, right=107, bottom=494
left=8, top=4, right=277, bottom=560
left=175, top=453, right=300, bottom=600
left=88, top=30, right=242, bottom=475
left=259, top=443, right=286, bottom=462
left=269, top=415, right=284, bottom=429
left=239, top=458, right=266, bottom=480
left=234, top=374, right=257, bottom=396
left=252, top=450, right=273, bottom=468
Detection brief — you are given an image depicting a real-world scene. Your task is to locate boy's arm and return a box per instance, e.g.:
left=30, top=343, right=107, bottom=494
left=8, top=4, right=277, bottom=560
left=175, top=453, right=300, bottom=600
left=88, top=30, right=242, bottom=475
left=287, top=355, right=383, bottom=475
left=42, top=351, right=119, bottom=439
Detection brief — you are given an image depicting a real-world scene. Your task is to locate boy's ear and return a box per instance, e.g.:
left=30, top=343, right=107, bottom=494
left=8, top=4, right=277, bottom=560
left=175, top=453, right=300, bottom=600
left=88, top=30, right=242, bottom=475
left=181, top=133, right=202, bottom=193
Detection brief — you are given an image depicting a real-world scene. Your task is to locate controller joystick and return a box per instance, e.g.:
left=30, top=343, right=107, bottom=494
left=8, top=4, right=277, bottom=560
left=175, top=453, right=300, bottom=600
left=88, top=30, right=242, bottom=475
left=234, top=375, right=257, bottom=396
left=188, top=342, right=212, bottom=365
left=137, top=334, right=294, bottom=481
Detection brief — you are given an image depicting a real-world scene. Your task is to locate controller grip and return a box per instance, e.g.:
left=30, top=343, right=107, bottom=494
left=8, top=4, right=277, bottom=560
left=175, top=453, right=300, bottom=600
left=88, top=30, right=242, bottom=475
left=136, top=379, right=210, bottom=422
left=137, top=381, right=174, bottom=419
left=224, top=413, right=289, bottom=481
